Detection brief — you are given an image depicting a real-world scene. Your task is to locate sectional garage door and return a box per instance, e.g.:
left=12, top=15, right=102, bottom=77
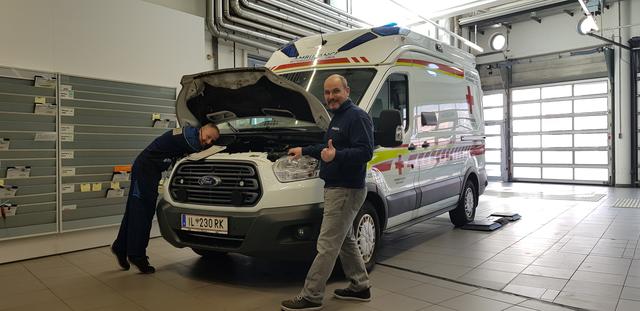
left=482, top=92, right=506, bottom=180
left=509, top=79, right=611, bottom=184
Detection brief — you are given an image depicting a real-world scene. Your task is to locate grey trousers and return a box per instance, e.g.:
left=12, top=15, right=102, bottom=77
left=301, top=187, right=370, bottom=304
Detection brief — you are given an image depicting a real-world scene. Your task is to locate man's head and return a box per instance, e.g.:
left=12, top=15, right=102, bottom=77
left=323, top=74, right=350, bottom=111
left=199, top=123, right=220, bottom=146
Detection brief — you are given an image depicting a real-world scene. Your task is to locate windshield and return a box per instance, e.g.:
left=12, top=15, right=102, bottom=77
left=280, top=68, right=376, bottom=106
left=217, top=116, right=320, bottom=132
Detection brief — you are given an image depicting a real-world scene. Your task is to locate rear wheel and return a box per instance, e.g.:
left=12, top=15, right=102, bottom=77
left=353, top=201, right=380, bottom=271
left=192, top=248, right=227, bottom=258
left=449, top=180, right=477, bottom=227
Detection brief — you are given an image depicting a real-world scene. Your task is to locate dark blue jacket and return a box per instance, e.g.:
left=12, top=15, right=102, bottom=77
left=302, top=99, right=374, bottom=189
left=132, top=126, right=203, bottom=199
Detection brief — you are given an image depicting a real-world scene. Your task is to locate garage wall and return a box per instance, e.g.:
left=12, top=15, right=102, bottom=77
left=0, top=0, right=212, bottom=88
left=0, top=0, right=215, bottom=263
left=472, top=0, right=638, bottom=186
left=143, top=0, right=273, bottom=70
left=143, top=0, right=206, bottom=18
left=474, top=1, right=640, bottom=64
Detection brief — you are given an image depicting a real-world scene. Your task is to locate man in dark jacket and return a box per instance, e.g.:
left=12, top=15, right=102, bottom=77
left=282, top=74, right=374, bottom=310
left=111, top=123, right=219, bottom=274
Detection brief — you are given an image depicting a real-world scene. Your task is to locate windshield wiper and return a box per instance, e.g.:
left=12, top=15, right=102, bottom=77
left=226, top=121, right=238, bottom=133
left=263, top=126, right=308, bottom=132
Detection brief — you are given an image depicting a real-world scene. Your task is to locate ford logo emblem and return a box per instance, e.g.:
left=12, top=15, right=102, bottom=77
left=197, top=175, right=222, bottom=186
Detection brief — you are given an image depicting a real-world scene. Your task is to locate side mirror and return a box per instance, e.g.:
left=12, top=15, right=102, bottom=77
left=376, top=109, right=403, bottom=147
left=421, top=111, right=437, bottom=126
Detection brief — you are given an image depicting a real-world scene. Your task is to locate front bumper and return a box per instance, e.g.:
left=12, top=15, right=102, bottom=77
left=156, top=199, right=323, bottom=260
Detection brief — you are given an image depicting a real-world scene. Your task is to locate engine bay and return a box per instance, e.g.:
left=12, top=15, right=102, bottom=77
left=215, top=130, right=325, bottom=161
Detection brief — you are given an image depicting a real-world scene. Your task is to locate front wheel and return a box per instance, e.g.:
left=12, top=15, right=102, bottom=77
left=449, top=180, right=477, bottom=227
left=353, top=201, right=380, bottom=271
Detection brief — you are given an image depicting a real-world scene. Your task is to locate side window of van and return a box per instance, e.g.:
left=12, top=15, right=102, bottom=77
left=369, top=74, right=409, bottom=132
left=414, top=82, right=478, bottom=134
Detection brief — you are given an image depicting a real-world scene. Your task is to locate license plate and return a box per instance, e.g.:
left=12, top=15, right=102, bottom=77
left=181, top=214, right=228, bottom=234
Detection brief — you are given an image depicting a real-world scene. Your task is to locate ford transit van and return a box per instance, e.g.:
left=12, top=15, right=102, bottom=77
left=157, top=25, right=487, bottom=269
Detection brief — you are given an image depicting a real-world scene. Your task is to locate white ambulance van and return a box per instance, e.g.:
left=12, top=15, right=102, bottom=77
left=157, top=25, right=487, bottom=269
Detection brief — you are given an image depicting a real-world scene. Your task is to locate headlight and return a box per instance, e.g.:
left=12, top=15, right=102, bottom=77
left=273, top=155, right=319, bottom=182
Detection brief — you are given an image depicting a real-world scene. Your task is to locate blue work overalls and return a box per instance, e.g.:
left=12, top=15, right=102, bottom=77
left=113, top=126, right=203, bottom=258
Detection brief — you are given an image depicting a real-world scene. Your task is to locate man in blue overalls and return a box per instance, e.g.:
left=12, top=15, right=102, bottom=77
left=111, top=123, right=220, bottom=273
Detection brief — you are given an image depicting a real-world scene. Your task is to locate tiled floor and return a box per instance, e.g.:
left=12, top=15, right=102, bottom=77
left=0, top=182, right=638, bottom=311
left=380, top=182, right=640, bottom=311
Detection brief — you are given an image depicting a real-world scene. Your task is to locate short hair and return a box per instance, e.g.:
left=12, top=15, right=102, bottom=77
left=326, top=74, right=349, bottom=89
left=202, top=122, right=219, bottom=133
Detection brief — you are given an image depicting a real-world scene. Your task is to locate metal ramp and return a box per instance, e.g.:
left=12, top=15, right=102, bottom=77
left=461, top=212, right=521, bottom=231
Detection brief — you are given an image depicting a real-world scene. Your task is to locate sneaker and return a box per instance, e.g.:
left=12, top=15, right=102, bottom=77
left=110, top=245, right=129, bottom=270
left=127, top=256, right=155, bottom=274
left=280, top=295, right=323, bottom=311
left=334, top=288, right=371, bottom=302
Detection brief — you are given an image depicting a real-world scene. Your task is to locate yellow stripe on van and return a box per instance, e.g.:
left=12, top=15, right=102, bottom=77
left=368, top=148, right=409, bottom=168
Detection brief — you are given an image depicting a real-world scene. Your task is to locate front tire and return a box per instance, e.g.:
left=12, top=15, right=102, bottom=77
left=353, top=201, right=380, bottom=271
left=449, top=180, right=477, bottom=227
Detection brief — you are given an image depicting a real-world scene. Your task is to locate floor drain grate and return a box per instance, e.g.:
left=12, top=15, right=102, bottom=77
left=613, top=198, right=640, bottom=208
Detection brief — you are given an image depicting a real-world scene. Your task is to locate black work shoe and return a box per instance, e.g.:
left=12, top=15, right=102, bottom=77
left=110, top=245, right=129, bottom=270
left=127, top=256, right=155, bottom=274
left=334, top=287, right=371, bottom=302
left=280, top=295, right=323, bottom=311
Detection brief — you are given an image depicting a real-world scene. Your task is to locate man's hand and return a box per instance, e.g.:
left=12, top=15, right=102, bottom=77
left=288, top=147, right=302, bottom=159
left=321, top=139, right=336, bottom=162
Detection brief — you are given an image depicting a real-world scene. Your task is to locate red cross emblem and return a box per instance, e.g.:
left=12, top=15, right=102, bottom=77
left=395, top=155, right=404, bottom=175
left=466, top=86, right=474, bottom=114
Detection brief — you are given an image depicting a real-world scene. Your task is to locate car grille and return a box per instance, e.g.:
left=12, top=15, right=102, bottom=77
left=170, top=161, right=261, bottom=206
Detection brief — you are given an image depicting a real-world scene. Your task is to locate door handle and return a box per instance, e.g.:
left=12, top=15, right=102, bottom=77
left=460, top=135, right=486, bottom=141
left=422, top=142, right=430, bottom=148
left=408, top=144, right=416, bottom=151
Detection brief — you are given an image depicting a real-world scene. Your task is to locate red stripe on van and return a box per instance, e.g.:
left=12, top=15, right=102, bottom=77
left=373, top=161, right=392, bottom=172
left=361, top=57, right=369, bottom=62
left=351, top=57, right=360, bottom=63
left=272, top=57, right=352, bottom=71
left=274, top=61, right=313, bottom=71
left=317, top=57, right=351, bottom=65
left=470, top=145, right=485, bottom=156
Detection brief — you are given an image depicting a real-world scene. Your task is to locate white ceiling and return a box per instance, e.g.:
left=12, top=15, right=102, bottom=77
left=351, top=0, right=523, bottom=26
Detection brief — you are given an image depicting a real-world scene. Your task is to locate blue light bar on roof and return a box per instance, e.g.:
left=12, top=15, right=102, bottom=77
left=371, top=25, right=409, bottom=36
left=280, top=43, right=299, bottom=57
left=337, top=32, right=377, bottom=52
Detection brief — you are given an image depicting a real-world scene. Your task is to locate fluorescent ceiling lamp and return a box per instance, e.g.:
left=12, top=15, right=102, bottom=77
left=577, top=0, right=591, bottom=14
left=388, top=0, right=484, bottom=52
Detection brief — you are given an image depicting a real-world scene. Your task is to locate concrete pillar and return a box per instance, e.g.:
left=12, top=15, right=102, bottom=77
left=614, top=0, right=632, bottom=185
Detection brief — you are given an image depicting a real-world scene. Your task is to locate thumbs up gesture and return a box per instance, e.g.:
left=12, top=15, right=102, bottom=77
left=321, top=139, right=336, bottom=162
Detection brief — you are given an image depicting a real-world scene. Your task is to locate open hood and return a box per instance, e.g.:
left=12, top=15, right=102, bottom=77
left=176, top=67, right=330, bottom=131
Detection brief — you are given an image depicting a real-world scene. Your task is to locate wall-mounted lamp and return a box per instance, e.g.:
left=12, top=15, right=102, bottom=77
left=576, top=0, right=630, bottom=50
left=490, top=33, right=506, bottom=51
left=577, top=15, right=598, bottom=35
left=576, top=0, right=600, bottom=34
